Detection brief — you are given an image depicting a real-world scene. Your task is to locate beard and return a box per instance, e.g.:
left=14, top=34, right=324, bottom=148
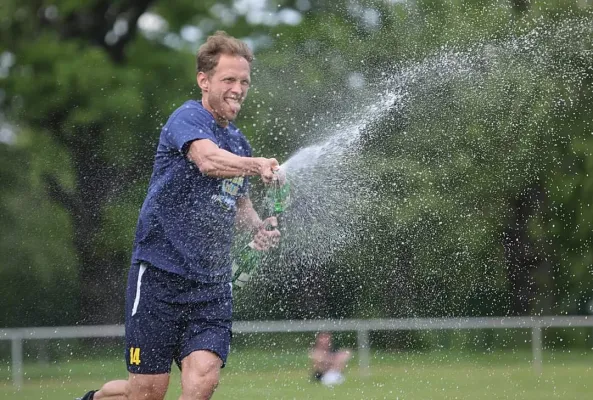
left=211, top=95, right=241, bottom=123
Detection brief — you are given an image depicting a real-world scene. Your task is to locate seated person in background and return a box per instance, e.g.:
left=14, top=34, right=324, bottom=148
left=309, top=331, right=351, bottom=386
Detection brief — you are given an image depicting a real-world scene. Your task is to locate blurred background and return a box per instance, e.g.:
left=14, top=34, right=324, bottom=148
left=1, top=0, right=593, bottom=398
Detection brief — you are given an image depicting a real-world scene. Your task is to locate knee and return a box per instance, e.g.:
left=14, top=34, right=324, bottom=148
left=182, top=364, right=220, bottom=399
left=334, top=350, right=352, bottom=365
left=343, top=350, right=352, bottom=360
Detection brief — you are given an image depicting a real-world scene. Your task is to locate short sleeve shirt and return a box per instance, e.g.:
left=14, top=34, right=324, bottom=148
left=132, top=100, right=252, bottom=282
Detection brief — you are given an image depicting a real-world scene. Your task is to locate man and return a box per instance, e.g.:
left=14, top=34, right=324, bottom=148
left=309, top=331, right=351, bottom=386
left=78, top=31, right=282, bottom=400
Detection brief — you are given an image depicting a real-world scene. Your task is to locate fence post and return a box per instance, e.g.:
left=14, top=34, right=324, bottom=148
left=531, top=326, right=543, bottom=375
left=11, top=335, right=23, bottom=389
left=357, top=329, right=370, bottom=376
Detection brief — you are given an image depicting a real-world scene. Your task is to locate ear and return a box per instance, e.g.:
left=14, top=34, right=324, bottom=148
left=197, top=72, right=209, bottom=92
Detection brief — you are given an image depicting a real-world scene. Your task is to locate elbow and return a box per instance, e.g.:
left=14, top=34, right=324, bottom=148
left=196, top=160, right=216, bottom=176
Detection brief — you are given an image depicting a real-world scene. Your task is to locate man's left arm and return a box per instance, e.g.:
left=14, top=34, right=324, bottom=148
left=235, top=196, right=262, bottom=233
left=236, top=196, right=280, bottom=251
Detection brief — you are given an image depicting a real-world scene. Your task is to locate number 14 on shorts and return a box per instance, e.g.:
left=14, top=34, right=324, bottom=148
left=129, top=347, right=141, bottom=365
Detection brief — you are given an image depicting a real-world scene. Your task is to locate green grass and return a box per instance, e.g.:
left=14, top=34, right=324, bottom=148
left=1, top=349, right=592, bottom=399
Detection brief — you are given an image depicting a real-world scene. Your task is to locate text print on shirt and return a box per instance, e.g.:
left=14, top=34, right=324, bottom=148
left=212, top=176, right=245, bottom=211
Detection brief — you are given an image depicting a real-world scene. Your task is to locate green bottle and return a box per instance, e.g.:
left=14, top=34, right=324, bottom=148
left=231, top=241, right=261, bottom=288
left=231, top=177, right=290, bottom=289
left=266, top=179, right=291, bottom=215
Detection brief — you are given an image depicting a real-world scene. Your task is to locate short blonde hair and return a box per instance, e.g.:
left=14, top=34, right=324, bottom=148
left=196, top=31, right=253, bottom=74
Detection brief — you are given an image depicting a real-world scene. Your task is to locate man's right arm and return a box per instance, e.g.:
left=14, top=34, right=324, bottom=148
left=187, top=139, right=278, bottom=182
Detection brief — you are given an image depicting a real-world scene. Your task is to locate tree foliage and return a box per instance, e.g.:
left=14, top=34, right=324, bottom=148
left=1, top=0, right=593, bottom=329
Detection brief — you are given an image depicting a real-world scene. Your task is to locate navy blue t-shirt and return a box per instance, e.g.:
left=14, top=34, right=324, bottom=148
left=132, top=100, right=252, bottom=282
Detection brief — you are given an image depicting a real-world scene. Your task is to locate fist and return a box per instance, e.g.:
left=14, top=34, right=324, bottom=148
left=273, top=166, right=286, bottom=185
left=257, top=158, right=280, bottom=184
left=252, top=216, right=280, bottom=251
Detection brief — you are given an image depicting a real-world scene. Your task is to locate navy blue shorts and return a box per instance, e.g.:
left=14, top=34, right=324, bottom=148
left=125, top=262, right=232, bottom=374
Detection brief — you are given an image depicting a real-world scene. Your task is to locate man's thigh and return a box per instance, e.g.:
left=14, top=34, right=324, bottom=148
left=176, top=281, right=233, bottom=367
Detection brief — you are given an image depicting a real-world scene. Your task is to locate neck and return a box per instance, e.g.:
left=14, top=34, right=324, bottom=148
left=201, top=98, right=229, bottom=127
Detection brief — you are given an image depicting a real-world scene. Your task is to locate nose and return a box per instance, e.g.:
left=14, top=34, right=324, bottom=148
left=230, top=81, right=242, bottom=94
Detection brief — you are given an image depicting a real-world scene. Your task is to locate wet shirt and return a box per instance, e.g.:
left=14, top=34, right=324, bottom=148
left=132, top=100, right=252, bottom=282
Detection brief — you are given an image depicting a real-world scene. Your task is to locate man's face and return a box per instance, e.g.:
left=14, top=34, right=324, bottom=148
left=198, top=53, right=251, bottom=125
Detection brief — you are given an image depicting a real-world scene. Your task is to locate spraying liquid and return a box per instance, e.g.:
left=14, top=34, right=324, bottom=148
left=235, top=17, right=593, bottom=296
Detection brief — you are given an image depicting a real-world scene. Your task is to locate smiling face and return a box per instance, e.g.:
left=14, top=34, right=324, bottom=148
left=198, top=53, right=251, bottom=126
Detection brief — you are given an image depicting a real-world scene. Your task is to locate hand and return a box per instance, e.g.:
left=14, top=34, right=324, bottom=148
left=252, top=216, right=280, bottom=251
left=273, top=166, right=287, bottom=186
left=256, top=158, right=280, bottom=184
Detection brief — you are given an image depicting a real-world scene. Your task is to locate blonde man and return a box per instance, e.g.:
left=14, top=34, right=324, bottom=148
left=78, top=31, right=281, bottom=400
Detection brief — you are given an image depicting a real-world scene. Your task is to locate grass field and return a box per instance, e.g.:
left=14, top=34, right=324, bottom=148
left=1, top=349, right=592, bottom=399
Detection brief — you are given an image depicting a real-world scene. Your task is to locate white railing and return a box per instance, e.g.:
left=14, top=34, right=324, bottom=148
left=2, top=316, right=593, bottom=389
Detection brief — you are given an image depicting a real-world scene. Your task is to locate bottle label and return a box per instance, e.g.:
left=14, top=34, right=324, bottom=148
left=235, top=272, right=251, bottom=288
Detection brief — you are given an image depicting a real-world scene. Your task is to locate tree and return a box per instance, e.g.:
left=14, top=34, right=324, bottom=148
left=236, top=0, right=593, bottom=321
left=0, top=0, right=302, bottom=324
left=2, top=0, right=592, bottom=328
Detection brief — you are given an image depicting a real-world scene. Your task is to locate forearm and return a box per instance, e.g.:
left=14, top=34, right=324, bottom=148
left=188, top=140, right=261, bottom=178
left=235, top=197, right=262, bottom=232
left=200, top=149, right=261, bottom=178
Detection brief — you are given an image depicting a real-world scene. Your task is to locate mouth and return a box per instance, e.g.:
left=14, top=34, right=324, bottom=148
left=225, top=96, right=242, bottom=114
